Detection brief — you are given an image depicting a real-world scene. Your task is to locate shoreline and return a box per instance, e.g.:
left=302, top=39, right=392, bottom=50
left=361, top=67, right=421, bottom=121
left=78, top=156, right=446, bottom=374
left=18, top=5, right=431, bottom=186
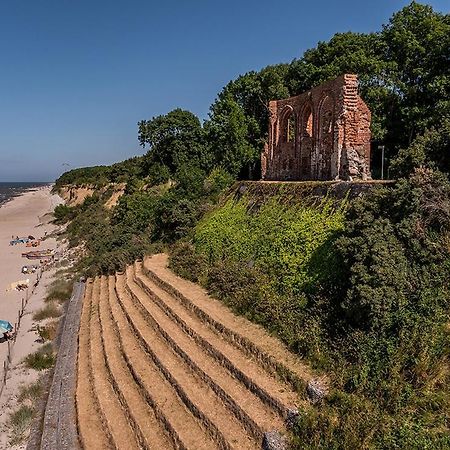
left=0, top=184, right=53, bottom=209
left=0, top=186, right=63, bottom=448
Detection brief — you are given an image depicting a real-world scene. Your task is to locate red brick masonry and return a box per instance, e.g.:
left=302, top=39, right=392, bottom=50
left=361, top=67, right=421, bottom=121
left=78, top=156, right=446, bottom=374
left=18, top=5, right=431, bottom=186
left=261, top=74, right=371, bottom=181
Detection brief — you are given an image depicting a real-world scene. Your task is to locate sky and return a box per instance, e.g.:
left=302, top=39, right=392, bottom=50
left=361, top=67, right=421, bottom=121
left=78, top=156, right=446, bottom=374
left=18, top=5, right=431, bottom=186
left=0, top=0, right=447, bottom=182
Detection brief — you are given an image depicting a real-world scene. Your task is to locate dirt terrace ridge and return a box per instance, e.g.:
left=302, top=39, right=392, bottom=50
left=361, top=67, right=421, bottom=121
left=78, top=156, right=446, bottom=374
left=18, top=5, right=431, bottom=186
left=144, top=254, right=318, bottom=393
left=75, top=254, right=319, bottom=449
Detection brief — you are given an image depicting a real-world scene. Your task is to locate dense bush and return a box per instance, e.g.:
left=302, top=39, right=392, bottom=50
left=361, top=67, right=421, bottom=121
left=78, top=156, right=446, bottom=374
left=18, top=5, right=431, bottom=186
left=333, top=169, right=450, bottom=395
left=391, top=118, right=450, bottom=177
left=53, top=204, right=76, bottom=224
left=194, top=195, right=346, bottom=296
left=54, top=157, right=144, bottom=188
left=169, top=169, right=450, bottom=448
left=168, top=242, right=207, bottom=283
left=61, top=164, right=233, bottom=275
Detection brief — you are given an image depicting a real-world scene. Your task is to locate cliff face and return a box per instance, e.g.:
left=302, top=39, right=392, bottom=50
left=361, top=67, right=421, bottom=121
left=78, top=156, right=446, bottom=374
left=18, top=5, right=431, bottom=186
left=58, top=183, right=126, bottom=209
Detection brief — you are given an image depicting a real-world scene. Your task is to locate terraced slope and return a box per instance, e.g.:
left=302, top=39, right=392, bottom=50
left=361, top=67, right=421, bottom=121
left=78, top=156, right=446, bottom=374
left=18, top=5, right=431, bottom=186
left=76, top=254, right=320, bottom=449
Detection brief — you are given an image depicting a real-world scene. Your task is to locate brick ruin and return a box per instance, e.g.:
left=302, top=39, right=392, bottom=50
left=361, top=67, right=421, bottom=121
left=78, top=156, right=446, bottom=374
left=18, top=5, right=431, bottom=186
left=261, top=74, right=371, bottom=181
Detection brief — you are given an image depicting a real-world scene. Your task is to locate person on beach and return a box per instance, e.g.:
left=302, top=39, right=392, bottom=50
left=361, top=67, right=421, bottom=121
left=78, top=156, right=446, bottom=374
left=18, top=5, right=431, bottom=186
left=3, top=330, right=13, bottom=340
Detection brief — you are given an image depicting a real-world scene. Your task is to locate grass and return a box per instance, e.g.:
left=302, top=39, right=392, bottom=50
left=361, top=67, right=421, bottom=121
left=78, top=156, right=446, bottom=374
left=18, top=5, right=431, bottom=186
left=37, top=320, right=59, bottom=342
left=24, top=343, right=55, bottom=371
left=17, top=379, right=44, bottom=403
left=6, top=378, right=44, bottom=445
left=32, top=303, right=61, bottom=321
left=45, top=278, right=73, bottom=304
left=7, top=405, right=35, bottom=446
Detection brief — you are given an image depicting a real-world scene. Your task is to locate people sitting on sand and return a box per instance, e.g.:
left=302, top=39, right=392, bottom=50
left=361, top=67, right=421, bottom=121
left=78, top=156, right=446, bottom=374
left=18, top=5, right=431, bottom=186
left=2, top=330, right=13, bottom=341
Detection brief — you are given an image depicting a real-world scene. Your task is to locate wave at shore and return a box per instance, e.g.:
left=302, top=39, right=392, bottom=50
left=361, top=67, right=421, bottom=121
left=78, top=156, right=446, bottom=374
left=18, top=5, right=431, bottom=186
left=0, top=182, right=51, bottom=207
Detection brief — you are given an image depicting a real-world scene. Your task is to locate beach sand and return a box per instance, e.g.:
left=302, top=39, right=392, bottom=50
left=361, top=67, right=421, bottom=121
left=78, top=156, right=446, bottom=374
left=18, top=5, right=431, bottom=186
left=0, top=186, right=63, bottom=448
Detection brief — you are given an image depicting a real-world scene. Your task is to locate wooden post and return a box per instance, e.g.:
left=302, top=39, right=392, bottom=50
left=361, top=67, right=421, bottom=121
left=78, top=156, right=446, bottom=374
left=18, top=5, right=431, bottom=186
left=3, top=361, right=6, bottom=384
left=7, top=341, right=11, bottom=363
left=21, top=298, right=24, bottom=315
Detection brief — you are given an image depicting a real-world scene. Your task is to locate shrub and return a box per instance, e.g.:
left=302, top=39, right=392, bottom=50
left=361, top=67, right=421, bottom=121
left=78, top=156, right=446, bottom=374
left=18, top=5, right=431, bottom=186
left=7, top=405, right=35, bottom=445
left=33, top=303, right=61, bottom=321
left=112, top=191, right=158, bottom=232
left=24, top=343, right=55, bottom=371
left=46, top=278, right=73, bottom=303
left=53, top=204, right=75, bottom=224
left=169, top=242, right=207, bottom=282
left=203, top=167, right=234, bottom=199
left=38, top=320, right=59, bottom=342
left=153, top=193, right=201, bottom=242
left=146, top=162, right=171, bottom=186
left=206, top=259, right=266, bottom=317
left=390, top=119, right=450, bottom=178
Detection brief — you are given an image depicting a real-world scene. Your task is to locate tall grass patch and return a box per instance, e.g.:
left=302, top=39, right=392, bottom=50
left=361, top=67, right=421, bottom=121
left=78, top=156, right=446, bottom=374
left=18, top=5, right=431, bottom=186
left=45, top=278, right=73, bottom=303
left=24, top=343, right=55, bottom=371
left=33, top=302, right=61, bottom=321
left=194, top=195, right=347, bottom=296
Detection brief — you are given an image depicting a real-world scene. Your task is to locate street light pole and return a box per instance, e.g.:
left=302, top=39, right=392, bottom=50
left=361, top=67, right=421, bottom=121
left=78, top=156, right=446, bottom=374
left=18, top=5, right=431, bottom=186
left=378, top=145, right=385, bottom=180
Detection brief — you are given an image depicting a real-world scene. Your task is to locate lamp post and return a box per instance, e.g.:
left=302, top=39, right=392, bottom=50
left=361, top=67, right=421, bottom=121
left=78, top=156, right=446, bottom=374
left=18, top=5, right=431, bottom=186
left=378, top=145, right=385, bottom=180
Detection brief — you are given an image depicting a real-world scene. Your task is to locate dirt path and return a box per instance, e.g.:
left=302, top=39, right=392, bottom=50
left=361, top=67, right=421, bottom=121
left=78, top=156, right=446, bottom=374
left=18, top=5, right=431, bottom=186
left=75, top=281, right=112, bottom=449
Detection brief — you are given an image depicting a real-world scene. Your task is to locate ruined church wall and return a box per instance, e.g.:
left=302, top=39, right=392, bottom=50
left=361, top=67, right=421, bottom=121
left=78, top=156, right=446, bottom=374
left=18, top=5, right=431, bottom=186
left=262, top=74, right=371, bottom=181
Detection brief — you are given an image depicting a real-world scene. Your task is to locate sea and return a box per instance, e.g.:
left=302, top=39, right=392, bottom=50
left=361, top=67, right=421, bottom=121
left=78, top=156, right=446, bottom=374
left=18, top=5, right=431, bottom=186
left=0, top=182, right=50, bottom=207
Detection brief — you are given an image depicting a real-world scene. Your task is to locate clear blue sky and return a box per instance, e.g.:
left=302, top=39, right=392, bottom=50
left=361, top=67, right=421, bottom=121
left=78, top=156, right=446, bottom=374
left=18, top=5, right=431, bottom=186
left=0, top=0, right=447, bottom=182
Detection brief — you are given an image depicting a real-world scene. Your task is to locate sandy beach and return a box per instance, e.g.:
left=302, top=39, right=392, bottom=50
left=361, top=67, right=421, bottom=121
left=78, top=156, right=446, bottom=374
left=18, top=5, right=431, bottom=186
left=0, top=186, right=63, bottom=448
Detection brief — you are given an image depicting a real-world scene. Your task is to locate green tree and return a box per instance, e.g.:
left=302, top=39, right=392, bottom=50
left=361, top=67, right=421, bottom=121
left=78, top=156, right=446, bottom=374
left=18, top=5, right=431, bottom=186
left=381, top=1, right=450, bottom=147
left=206, top=93, right=257, bottom=177
left=138, top=108, right=212, bottom=173
left=390, top=118, right=450, bottom=177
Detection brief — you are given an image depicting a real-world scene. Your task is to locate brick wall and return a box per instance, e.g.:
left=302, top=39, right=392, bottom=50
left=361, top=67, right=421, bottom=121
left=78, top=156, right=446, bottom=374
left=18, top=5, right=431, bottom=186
left=262, top=74, right=371, bottom=181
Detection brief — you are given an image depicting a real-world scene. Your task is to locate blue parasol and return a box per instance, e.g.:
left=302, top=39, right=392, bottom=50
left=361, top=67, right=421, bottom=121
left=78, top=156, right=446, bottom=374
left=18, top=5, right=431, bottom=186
left=0, top=320, right=13, bottom=334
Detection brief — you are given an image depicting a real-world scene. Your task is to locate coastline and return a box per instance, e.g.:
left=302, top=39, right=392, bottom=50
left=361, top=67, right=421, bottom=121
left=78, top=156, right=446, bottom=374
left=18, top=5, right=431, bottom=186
left=0, top=186, right=63, bottom=448
left=0, top=183, right=52, bottom=208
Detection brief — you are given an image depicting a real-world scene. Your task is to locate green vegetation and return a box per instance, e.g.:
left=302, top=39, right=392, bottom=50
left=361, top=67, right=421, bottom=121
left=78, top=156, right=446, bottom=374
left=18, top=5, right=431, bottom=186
left=6, top=378, right=44, bottom=446
left=18, top=379, right=44, bottom=404
left=54, top=157, right=144, bottom=188
left=24, top=344, right=56, bottom=371
left=172, top=169, right=450, bottom=448
left=57, top=164, right=233, bottom=275
left=195, top=195, right=346, bottom=296
left=52, top=3, right=450, bottom=447
left=32, top=303, right=61, bottom=321
left=37, top=321, right=59, bottom=342
left=45, top=277, right=73, bottom=304
left=7, top=405, right=35, bottom=446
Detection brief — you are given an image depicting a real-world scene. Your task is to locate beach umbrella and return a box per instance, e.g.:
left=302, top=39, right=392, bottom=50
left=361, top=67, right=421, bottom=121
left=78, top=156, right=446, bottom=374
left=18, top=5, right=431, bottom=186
left=0, top=320, right=13, bottom=333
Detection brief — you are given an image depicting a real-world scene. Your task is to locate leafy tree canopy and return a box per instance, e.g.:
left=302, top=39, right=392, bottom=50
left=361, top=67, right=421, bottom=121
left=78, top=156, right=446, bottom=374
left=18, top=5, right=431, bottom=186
left=138, top=108, right=212, bottom=175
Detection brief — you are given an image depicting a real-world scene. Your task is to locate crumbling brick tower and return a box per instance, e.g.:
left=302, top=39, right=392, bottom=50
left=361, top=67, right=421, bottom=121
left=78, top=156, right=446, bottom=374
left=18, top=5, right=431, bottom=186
left=261, top=74, right=371, bottom=181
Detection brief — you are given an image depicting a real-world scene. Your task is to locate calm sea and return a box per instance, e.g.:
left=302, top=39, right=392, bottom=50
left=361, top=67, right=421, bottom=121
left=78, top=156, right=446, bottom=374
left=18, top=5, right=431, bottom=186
left=0, top=182, right=50, bottom=207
